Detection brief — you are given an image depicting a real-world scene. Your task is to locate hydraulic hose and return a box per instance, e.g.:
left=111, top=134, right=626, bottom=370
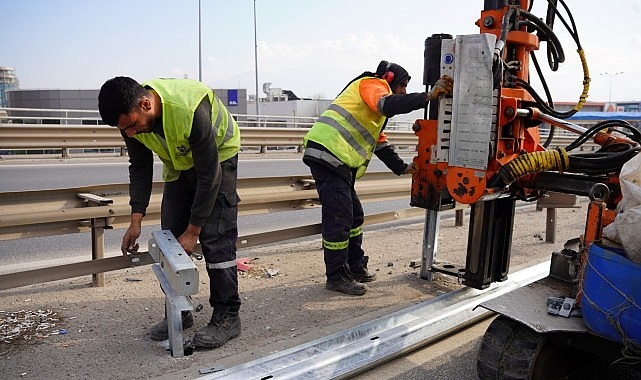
left=496, top=148, right=570, bottom=186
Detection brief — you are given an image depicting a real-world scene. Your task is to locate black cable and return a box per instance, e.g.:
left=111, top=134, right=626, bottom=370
left=566, top=120, right=641, bottom=151
left=493, top=8, right=517, bottom=88
left=568, top=147, right=640, bottom=175
left=513, top=0, right=588, bottom=119
left=529, top=52, right=556, bottom=147
left=519, top=11, right=566, bottom=66
left=515, top=78, right=578, bottom=119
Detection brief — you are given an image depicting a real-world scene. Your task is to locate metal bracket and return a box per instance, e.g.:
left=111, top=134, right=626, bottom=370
left=77, top=193, right=115, bottom=286
left=536, top=192, right=581, bottom=243
left=547, top=296, right=576, bottom=318
left=149, top=230, right=199, bottom=358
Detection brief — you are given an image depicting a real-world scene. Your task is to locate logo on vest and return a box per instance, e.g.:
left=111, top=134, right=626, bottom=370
left=176, top=146, right=189, bottom=156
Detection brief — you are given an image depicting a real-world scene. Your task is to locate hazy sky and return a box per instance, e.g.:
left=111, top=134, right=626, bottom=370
left=3, top=0, right=641, bottom=103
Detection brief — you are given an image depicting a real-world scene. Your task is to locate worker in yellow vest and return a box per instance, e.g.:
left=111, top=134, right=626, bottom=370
left=303, top=61, right=453, bottom=295
left=98, top=77, right=241, bottom=348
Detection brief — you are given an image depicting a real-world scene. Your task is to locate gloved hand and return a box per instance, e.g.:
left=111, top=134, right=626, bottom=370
left=402, top=162, right=417, bottom=175
left=427, top=75, right=453, bottom=101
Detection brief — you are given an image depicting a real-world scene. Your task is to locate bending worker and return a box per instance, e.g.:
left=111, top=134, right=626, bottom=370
left=98, top=77, right=241, bottom=349
left=303, top=60, right=453, bottom=296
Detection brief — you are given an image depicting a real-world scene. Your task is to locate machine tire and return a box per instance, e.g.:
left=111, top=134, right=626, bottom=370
left=477, top=316, right=567, bottom=380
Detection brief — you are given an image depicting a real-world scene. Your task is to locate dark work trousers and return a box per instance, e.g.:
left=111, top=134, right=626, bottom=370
left=307, top=160, right=366, bottom=281
left=161, top=155, right=241, bottom=315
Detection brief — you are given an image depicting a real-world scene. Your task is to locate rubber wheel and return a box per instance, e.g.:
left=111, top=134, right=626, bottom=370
left=476, top=316, right=568, bottom=380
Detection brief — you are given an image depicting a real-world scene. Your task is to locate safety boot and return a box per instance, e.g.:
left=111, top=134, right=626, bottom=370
left=149, top=310, right=193, bottom=341
left=193, top=311, right=241, bottom=348
left=326, top=272, right=368, bottom=295
left=350, top=256, right=377, bottom=283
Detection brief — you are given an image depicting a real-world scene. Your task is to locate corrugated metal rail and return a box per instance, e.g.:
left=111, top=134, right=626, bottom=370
left=0, top=173, right=425, bottom=290
left=196, top=261, right=550, bottom=380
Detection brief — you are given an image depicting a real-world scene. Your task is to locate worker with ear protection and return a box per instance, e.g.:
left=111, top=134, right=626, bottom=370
left=302, top=60, right=453, bottom=295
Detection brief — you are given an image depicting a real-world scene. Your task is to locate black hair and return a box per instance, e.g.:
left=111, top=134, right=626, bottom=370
left=98, top=76, right=147, bottom=126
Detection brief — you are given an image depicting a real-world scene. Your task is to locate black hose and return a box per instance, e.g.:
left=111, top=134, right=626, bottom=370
left=514, top=0, right=589, bottom=119
left=519, top=11, right=566, bottom=66
left=568, top=147, right=640, bottom=175
left=566, top=120, right=641, bottom=152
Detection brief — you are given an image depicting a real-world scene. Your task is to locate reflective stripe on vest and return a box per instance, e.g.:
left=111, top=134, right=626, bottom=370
left=303, top=146, right=344, bottom=168
left=213, top=96, right=237, bottom=147
left=303, top=77, right=388, bottom=171
left=136, top=78, right=240, bottom=181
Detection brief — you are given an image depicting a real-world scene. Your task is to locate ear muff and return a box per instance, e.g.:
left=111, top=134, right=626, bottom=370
left=376, top=60, right=395, bottom=84
left=382, top=70, right=394, bottom=83
left=381, top=61, right=394, bottom=83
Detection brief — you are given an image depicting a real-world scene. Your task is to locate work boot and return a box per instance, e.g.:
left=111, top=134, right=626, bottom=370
left=149, top=310, right=194, bottom=341
left=350, top=256, right=377, bottom=283
left=193, top=311, right=241, bottom=348
left=326, top=273, right=368, bottom=295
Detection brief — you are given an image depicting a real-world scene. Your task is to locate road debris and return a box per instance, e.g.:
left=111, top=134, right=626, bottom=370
left=264, top=268, right=279, bottom=278
left=1, top=309, right=63, bottom=345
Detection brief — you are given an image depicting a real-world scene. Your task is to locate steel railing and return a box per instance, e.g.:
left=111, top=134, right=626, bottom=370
left=0, top=172, right=427, bottom=290
left=0, top=107, right=599, bottom=155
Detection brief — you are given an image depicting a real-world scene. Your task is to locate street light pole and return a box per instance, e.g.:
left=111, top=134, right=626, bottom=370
left=198, top=0, right=202, bottom=82
left=253, top=0, right=260, bottom=117
left=600, top=71, right=623, bottom=109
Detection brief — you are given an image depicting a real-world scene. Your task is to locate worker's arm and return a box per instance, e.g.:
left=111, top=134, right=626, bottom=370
left=359, top=78, right=427, bottom=118
left=121, top=132, right=154, bottom=254
left=360, top=75, right=453, bottom=118
left=374, top=132, right=414, bottom=175
left=359, top=79, right=418, bottom=175
left=180, top=96, right=222, bottom=253
left=122, top=131, right=154, bottom=216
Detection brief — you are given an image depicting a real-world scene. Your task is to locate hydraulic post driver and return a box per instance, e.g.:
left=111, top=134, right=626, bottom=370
left=411, top=0, right=641, bottom=289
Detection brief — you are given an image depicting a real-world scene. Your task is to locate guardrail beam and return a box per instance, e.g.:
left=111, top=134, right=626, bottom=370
left=149, top=230, right=199, bottom=358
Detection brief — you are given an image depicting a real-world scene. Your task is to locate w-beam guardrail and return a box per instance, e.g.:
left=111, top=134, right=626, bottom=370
left=0, top=124, right=600, bottom=155
left=0, top=125, right=422, bottom=156
left=0, top=173, right=425, bottom=290
left=0, top=107, right=599, bottom=154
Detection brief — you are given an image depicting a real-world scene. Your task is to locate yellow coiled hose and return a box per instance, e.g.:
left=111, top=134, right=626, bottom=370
left=497, top=147, right=570, bottom=186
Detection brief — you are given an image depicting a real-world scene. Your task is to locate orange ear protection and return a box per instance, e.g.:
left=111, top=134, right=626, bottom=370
left=381, top=61, right=394, bottom=83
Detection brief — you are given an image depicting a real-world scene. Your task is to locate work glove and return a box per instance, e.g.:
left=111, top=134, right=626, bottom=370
left=427, top=75, right=453, bottom=101
left=402, top=162, right=417, bottom=175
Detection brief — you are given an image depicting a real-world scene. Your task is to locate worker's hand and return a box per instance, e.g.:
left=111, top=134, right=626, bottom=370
left=121, top=226, right=141, bottom=256
left=402, top=162, right=418, bottom=175
left=178, top=224, right=201, bottom=255
left=427, top=75, right=453, bottom=101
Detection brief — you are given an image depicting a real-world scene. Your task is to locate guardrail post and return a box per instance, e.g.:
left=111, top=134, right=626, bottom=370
left=455, top=209, right=464, bottom=226
left=420, top=209, right=440, bottom=280
left=77, top=193, right=114, bottom=287
left=149, top=230, right=199, bottom=358
left=536, top=192, right=581, bottom=243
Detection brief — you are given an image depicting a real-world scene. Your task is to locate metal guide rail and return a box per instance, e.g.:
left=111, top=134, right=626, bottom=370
left=0, top=124, right=418, bottom=152
left=148, top=230, right=199, bottom=358
left=196, top=262, right=551, bottom=379
left=0, top=173, right=421, bottom=290
left=0, top=173, right=410, bottom=241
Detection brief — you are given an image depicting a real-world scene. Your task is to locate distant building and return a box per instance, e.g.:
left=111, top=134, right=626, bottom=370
left=0, top=67, right=20, bottom=107
left=5, top=87, right=248, bottom=124
left=614, top=101, right=641, bottom=113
